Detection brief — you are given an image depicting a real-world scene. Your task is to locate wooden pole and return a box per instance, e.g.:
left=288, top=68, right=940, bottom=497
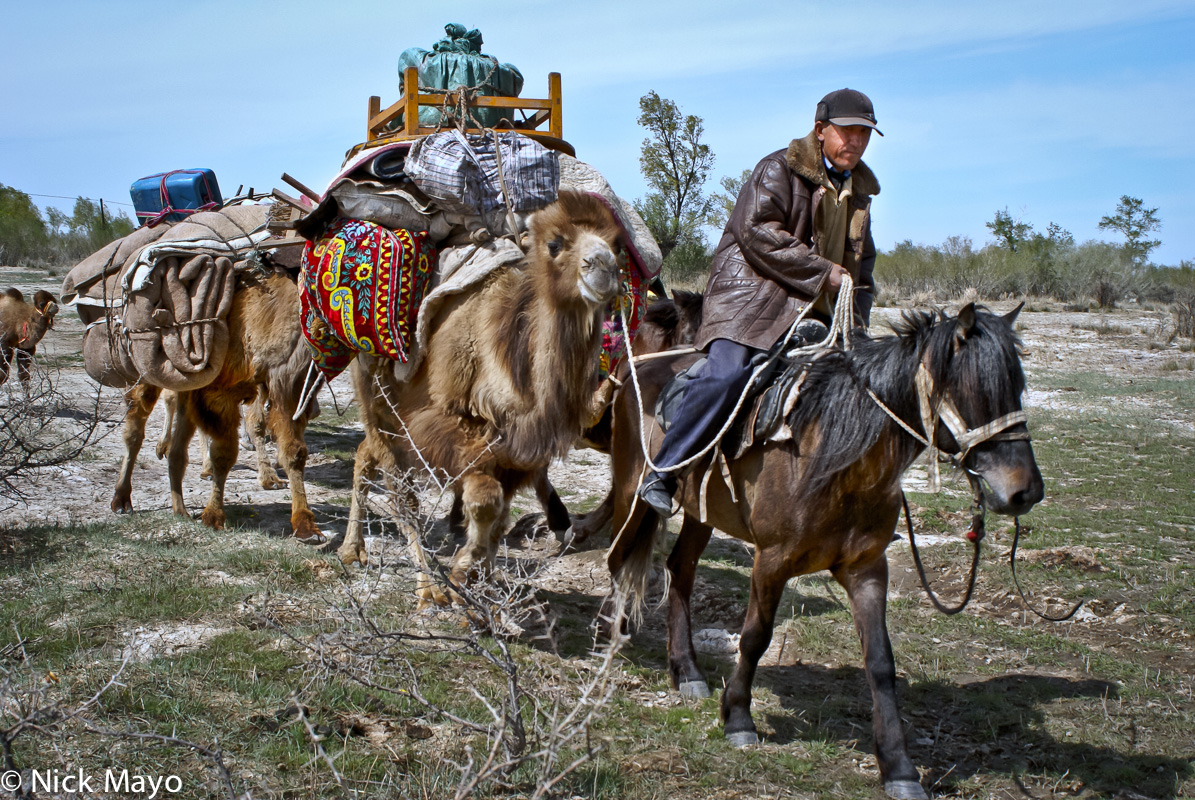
left=548, top=72, right=562, bottom=140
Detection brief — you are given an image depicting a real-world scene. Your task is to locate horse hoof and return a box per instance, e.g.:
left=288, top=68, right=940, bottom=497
left=677, top=680, right=710, bottom=699
left=884, top=780, right=929, bottom=800
left=725, top=730, right=758, bottom=748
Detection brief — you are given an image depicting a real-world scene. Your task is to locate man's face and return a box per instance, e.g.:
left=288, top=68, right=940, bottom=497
left=816, top=122, right=872, bottom=172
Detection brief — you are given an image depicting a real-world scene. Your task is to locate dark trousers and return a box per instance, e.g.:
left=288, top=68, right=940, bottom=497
left=652, top=338, right=760, bottom=474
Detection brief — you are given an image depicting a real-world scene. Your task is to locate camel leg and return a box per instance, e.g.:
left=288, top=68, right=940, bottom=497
left=246, top=385, right=283, bottom=489
left=448, top=489, right=465, bottom=538
left=450, top=472, right=506, bottom=587
left=666, top=513, right=715, bottom=698
left=341, top=435, right=381, bottom=566
left=112, top=384, right=161, bottom=514
left=198, top=430, right=214, bottom=480
left=388, top=472, right=452, bottom=609
left=720, top=548, right=788, bottom=747
left=15, top=350, right=33, bottom=392
left=194, top=393, right=240, bottom=531
left=834, top=556, right=927, bottom=800
left=155, top=390, right=177, bottom=460
left=166, top=395, right=198, bottom=519
left=269, top=388, right=323, bottom=544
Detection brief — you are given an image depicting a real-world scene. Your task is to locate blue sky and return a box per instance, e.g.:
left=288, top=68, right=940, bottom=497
left=2, top=0, right=1193, bottom=264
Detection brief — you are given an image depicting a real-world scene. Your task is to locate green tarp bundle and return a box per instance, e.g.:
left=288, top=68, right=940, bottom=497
left=396, top=23, right=524, bottom=131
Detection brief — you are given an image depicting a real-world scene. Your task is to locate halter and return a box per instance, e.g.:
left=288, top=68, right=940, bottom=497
left=867, top=361, right=1029, bottom=492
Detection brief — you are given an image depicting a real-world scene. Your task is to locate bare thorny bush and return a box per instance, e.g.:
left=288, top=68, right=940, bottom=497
left=269, top=448, right=630, bottom=799
left=0, top=358, right=110, bottom=510
left=0, top=362, right=627, bottom=797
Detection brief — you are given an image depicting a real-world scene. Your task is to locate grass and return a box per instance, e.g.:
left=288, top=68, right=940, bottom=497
left=1, top=308, right=1193, bottom=798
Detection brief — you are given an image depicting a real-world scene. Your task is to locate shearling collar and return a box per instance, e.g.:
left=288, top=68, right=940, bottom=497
left=786, top=130, right=880, bottom=197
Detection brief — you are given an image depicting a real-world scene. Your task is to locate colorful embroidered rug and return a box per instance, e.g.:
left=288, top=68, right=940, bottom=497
left=599, top=259, right=646, bottom=381
left=300, top=217, right=437, bottom=381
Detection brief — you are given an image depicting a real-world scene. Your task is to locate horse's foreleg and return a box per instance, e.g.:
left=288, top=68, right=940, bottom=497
left=533, top=468, right=571, bottom=534
left=720, top=550, right=787, bottom=746
left=835, top=557, right=926, bottom=800
left=270, top=391, right=322, bottom=544
left=667, top=514, right=714, bottom=698
left=112, top=384, right=161, bottom=514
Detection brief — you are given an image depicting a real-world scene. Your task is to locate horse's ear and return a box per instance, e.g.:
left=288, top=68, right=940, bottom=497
left=955, top=302, right=977, bottom=341
left=1002, top=301, right=1025, bottom=326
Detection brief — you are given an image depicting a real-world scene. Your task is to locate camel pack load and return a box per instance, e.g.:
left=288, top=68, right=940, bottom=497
left=60, top=203, right=293, bottom=391
left=288, top=25, right=662, bottom=389
left=60, top=25, right=661, bottom=405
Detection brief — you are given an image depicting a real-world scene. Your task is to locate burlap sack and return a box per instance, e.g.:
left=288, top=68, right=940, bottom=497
left=63, top=206, right=272, bottom=390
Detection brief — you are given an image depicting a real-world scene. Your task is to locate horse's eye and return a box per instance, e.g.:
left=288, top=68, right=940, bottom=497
left=547, top=237, right=563, bottom=258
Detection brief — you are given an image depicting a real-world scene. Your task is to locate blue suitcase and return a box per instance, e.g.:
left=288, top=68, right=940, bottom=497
left=130, top=169, right=223, bottom=226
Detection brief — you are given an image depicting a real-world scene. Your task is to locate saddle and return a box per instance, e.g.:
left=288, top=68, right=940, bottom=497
left=654, top=320, right=832, bottom=459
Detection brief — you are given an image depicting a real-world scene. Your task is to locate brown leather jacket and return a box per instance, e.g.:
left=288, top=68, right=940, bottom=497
left=695, top=130, right=879, bottom=351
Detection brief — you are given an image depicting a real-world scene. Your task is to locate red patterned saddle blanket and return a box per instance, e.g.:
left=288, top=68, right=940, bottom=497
left=300, top=217, right=437, bottom=380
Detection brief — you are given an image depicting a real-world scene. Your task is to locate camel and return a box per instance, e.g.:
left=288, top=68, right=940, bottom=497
left=154, top=385, right=284, bottom=488
left=0, top=288, right=59, bottom=387
left=337, top=191, right=623, bottom=596
left=110, top=268, right=325, bottom=544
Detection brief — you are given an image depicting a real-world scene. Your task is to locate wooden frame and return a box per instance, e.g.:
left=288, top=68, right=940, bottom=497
left=363, top=67, right=572, bottom=156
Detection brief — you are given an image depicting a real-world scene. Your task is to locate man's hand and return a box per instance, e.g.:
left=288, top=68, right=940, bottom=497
left=827, top=263, right=849, bottom=291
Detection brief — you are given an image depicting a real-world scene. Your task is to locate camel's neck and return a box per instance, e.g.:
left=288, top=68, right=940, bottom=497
left=496, top=278, right=603, bottom=466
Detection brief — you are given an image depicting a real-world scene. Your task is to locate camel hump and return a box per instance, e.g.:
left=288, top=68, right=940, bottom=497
left=3, top=287, right=23, bottom=302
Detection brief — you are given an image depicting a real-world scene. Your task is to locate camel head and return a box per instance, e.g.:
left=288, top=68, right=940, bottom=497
left=32, top=290, right=59, bottom=332
left=526, top=191, right=622, bottom=309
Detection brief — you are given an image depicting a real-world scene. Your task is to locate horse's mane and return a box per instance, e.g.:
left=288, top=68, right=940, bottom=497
left=787, top=307, right=1025, bottom=494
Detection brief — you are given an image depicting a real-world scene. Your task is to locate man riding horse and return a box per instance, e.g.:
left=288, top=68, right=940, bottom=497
left=638, top=88, right=883, bottom=514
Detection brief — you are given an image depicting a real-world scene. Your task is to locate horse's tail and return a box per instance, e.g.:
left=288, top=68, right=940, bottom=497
left=609, top=503, right=667, bottom=628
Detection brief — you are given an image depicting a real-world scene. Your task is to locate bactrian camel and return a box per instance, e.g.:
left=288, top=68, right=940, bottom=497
left=111, top=268, right=325, bottom=544
left=338, top=191, right=623, bottom=598
left=0, top=288, right=59, bottom=387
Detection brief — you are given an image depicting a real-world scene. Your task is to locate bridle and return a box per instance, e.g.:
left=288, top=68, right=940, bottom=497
left=866, top=361, right=1030, bottom=492
left=867, top=358, right=1079, bottom=620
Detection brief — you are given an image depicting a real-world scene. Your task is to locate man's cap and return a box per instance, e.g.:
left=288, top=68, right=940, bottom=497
left=815, top=88, right=883, bottom=136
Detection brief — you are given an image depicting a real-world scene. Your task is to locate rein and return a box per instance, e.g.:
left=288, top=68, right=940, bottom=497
left=902, top=486, right=984, bottom=615
left=1009, top=517, right=1084, bottom=622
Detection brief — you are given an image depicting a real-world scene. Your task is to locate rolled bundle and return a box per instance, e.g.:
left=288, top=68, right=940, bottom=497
left=124, top=255, right=235, bottom=390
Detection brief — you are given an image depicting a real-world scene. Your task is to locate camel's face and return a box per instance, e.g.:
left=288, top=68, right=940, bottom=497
left=531, top=191, right=623, bottom=309
left=568, top=231, right=619, bottom=307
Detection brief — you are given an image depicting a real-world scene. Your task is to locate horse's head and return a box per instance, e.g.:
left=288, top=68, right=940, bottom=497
left=527, top=191, right=622, bottom=309
left=925, top=303, right=1043, bottom=516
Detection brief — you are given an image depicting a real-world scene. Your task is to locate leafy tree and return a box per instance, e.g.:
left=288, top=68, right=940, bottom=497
left=706, top=168, right=753, bottom=232
left=1098, top=195, right=1162, bottom=268
left=0, top=183, right=134, bottom=267
left=0, top=184, right=49, bottom=266
left=985, top=207, right=1033, bottom=252
left=634, top=91, right=715, bottom=261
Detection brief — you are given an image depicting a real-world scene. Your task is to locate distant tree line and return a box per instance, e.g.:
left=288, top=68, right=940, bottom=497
left=0, top=183, right=135, bottom=270
left=879, top=196, right=1183, bottom=308
left=633, top=93, right=1188, bottom=306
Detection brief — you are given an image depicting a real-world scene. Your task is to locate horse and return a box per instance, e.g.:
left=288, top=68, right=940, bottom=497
left=605, top=302, right=1042, bottom=800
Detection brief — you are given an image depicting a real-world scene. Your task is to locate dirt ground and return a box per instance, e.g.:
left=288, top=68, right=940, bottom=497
left=3, top=263, right=1194, bottom=798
